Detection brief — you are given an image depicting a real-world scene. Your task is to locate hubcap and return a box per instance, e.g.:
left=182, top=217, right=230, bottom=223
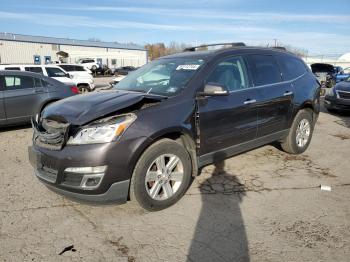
left=296, top=119, right=311, bottom=148
left=145, top=154, right=184, bottom=201
left=80, top=87, right=89, bottom=94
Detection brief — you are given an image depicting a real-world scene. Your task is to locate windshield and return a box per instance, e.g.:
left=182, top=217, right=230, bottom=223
left=115, top=58, right=204, bottom=96
left=345, top=76, right=350, bottom=82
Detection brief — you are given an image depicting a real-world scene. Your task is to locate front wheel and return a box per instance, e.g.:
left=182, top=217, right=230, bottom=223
left=129, top=139, right=192, bottom=211
left=281, top=109, right=314, bottom=154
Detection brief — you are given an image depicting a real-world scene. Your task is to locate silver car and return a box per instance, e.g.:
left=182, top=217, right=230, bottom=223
left=0, top=70, right=79, bottom=127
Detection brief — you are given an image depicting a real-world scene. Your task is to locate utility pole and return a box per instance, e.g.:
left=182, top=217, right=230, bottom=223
left=273, top=38, right=277, bottom=47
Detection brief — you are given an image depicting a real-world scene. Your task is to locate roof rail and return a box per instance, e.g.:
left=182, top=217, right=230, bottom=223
left=184, top=42, right=246, bottom=52
left=272, top=46, right=287, bottom=51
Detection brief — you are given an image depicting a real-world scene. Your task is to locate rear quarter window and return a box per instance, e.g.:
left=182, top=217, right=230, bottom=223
left=276, top=55, right=306, bottom=80
left=5, top=67, right=21, bottom=70
left=74, top=66, right=86, bottom=71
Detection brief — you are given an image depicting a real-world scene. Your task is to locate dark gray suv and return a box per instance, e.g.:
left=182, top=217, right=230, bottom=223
left=29, top=45, right=320, bottom=211
left=0, top=70, right=79, bottom=127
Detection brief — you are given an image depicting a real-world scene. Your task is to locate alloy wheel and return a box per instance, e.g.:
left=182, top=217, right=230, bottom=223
left=145, top=154, right=184, bottom=200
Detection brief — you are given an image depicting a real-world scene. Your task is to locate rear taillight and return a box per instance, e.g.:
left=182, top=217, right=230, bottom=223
left=70, top=86, right=80, bottom=94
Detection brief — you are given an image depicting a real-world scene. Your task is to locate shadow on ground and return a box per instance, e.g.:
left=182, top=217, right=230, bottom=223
left=187, top=155, right=250, bottom=262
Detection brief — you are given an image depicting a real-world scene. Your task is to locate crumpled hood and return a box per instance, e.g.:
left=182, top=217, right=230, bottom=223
left=42, top=89, right=165, bottom=125
left=335, top=81, right=350, bottom=92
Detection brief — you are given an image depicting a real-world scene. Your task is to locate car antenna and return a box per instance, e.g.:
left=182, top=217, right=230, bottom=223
left=147, top=88, right=152, bottom=94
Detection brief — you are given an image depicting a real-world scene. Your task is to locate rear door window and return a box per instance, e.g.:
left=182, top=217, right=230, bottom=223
left=276, top=55, right=306, bottom=80
left=249, top=55, right=282, bottom=86
left=46, top=67, right=66, bottom=77
left=25, top=67, right=44, bottom=74
left=4, top=75, right=34, bottom=90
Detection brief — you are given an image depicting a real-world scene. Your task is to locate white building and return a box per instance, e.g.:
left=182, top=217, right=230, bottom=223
left=0, top=32, right=148, bottom=68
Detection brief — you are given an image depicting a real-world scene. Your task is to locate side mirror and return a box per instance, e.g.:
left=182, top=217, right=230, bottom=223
left=66, top=73, right=71, bottom=78
left=198, top=83, right=229, bottom=96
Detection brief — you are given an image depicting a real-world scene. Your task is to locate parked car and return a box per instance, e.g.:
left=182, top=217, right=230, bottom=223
left=28, top=45, right=320, bottom=211
left=336, top=67, right=350, bottom=83
left=109, top=66, right=138, bottom=86
left=311, top=63, right=336, bottom=89
left=77, top=58, right=100, bottom=71
left=57, top=64, right=95, bottom=92
left=324, top=76, right=350, bottom=112
left=114, top=66, right=137, bottom=76
left=0, top=64, right=93, bottom=93
left=0, top=70, right=79, bottom=127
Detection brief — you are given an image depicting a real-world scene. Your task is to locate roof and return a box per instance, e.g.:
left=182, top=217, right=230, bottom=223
left=0, top=32, right=145, bottom=51
left=161, top=46, right=293, bottom=60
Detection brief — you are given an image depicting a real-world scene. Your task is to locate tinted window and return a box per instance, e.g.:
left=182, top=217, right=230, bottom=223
left=207, top=56, right=249, bottom=91
left=59, top=65, right=75, bottom=72
left=5, top=67, right=21, bottom=70
left=5, top=75, right=34, bottom=89
left=250, top=55, right=282, bottom=86
left=46, top=67, right=66, bottom=77
left=34, top=77, right=43, bottom=87
left=25, top=67, right=44, bottom=74
left=74, top=66, right=85, bottom=71
left=82, top=59, right=94, bottom=63
left=276, top=55, right=306, bottom=80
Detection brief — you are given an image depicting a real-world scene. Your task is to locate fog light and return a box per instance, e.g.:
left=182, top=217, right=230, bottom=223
left=80, top=173, right=104, bottom=189
left=64, top=166, right=107, bottom=190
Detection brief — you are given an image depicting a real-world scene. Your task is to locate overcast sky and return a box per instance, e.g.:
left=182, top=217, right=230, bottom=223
left=0, top=0, right=349, bottom=55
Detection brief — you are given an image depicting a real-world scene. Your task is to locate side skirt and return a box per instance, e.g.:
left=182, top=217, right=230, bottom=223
left=198, top=129, right=289, bottom=168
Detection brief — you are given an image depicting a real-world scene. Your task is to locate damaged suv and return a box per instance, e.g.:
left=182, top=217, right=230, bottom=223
left=29, top=44, right=320, bottom=211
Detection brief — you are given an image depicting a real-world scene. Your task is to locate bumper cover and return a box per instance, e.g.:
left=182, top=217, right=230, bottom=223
left=324, top=96, right=350, bottom=111
left=44, top=178, right=130, bottom=204
left=28, top=135, right=150, bottom=203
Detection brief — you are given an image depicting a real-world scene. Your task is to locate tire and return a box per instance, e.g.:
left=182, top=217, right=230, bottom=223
left=78, top=85, right=89, bottom=93
left=129, top=139, right=192, bottom=211
left=281, top=109, right=314, bottom=154
left=326, top=108, right=337, bottom=114
left=91, top=65, right=97, bottom=71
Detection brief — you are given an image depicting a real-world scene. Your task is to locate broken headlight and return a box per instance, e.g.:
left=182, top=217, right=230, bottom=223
left=67, top=113, right=137, bottom=145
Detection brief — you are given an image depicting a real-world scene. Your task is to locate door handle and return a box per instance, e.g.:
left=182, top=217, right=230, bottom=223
left=244, top=99, right=257, bottom=105
left=283, top=91, right=293, bottom=96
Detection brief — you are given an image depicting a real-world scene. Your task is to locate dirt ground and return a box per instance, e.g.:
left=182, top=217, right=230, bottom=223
left=0, top=101, right=349, bottom=262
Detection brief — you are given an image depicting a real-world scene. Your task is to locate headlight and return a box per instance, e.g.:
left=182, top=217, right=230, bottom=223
left=67, top=113, right=136, bottom=145
left=326, top=88, right=334, bottom=96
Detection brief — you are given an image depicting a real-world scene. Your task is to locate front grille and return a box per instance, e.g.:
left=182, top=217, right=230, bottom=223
left=36, top=166, right=58, bottom=183
left=338, top=91, right=350, bottom=100
left=62, top=172, right=84, bottom=187
left=32, top=118, right=70, bottom=150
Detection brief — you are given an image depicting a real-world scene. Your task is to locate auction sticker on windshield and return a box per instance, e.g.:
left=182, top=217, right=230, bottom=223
left=176, top=64, right=201, bottom=70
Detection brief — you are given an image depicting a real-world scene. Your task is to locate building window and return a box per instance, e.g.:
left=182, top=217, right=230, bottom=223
left=111, top=59, right=117, bottom=65
left=45, top=56, right=51, bottom=64
left=34, top=55, right=41, bottom=65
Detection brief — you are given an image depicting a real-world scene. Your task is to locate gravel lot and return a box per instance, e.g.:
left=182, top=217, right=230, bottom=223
left=0, top=96, right=349, bottom=261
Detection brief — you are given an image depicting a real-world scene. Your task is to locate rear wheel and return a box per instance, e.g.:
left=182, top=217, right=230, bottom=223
left=78, top=85, right=90, bottom=93
left=129, top=139, right=192, bottom=211
left=281, top=109, right=314, bottom=154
